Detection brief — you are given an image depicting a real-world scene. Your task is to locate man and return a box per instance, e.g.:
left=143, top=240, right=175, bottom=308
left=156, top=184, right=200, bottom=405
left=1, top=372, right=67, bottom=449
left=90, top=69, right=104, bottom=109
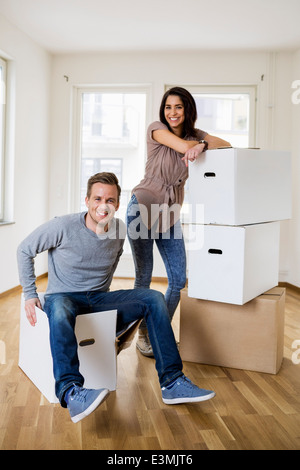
left=17, top=172, right=215, bottom=423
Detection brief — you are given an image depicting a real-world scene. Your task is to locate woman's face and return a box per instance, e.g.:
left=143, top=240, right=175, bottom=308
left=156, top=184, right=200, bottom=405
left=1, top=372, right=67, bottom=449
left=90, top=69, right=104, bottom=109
left=164, top=95, right=185, bottom=136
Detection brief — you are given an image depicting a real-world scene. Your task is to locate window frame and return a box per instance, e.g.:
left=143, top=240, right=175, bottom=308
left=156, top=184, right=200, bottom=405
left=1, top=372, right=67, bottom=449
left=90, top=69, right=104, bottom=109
left=71, top=84, right=151, bottom=214
left=165, top=84, right=257, bottom=223
left=0, top=57, right=7, bottom=221
left=166, top=84, right=257, bottom=147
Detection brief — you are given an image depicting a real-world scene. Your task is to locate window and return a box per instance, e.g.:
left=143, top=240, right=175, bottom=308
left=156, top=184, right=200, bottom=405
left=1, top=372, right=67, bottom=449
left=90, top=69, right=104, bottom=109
left=73, top=86, right=148, bottom=252
left=188, top=85, right=256, bottom=147
left=167, top=85, right=257, bottom=221
left=0, top=58, right=6, bottom=221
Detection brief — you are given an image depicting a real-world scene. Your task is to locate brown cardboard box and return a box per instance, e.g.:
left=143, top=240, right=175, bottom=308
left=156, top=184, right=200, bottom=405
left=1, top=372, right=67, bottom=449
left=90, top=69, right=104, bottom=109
left=180, top=287, right=285, bottom=374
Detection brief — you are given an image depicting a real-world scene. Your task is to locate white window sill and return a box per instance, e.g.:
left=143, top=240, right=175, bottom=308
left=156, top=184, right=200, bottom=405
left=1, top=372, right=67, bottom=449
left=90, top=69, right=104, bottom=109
left=0, top=221, right=15, bottom=226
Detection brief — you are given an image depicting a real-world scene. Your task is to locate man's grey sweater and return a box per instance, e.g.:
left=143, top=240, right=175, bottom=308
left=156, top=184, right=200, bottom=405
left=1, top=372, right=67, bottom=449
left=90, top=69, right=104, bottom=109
left=17, top=212, right=125, bottom=301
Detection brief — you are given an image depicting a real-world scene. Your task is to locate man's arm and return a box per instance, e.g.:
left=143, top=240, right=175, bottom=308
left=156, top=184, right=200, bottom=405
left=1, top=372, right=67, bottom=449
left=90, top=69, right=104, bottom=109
left=18, top=239, right=43, bottom=325
left=24, top=297, right=42, bottom=326
left=17, top=218, right=62, bottom=325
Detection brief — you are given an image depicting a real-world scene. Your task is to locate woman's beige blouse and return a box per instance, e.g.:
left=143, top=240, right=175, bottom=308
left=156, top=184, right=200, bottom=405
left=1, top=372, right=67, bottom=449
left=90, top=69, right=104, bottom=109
left=132, top=121, right=207, bottom=231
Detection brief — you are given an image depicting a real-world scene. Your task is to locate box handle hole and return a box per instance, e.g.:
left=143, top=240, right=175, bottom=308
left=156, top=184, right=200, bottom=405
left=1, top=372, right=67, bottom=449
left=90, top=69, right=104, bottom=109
left=204, top=172, right=216, bottom=178
left=79, top=338, right=95, bottom=347
left=208, top=249, right=223, bottom=255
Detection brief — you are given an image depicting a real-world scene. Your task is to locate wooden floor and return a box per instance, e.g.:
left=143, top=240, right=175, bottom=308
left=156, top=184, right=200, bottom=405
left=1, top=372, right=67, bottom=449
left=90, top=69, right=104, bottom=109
left=0, top=277, right=300, bottom=450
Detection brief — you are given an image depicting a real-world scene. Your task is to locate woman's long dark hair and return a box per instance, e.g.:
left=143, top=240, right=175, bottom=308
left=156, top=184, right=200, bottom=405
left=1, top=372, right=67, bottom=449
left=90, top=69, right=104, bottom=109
left=159, top=87, right=198, bottom=138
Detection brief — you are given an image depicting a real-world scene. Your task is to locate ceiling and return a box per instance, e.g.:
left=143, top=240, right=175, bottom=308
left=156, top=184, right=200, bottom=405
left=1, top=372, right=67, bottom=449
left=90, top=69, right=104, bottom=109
left=1, top=0, right=300, bottom=54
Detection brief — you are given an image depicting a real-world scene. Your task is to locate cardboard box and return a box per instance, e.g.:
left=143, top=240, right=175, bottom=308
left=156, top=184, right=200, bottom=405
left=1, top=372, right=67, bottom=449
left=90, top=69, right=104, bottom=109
left=188, top=148, right=292, bottom=225
left=180, top=287, right=285, bottom=374
left=188, top=221, right=280, bottom=305
left=19, top=293, right=118, bottom=403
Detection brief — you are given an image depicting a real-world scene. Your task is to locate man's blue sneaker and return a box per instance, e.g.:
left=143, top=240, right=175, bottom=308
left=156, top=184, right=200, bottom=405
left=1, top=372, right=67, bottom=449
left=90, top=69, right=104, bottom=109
left=161, top=375, right=216, bottom=405
left=66, top=385, right=110, bottom=423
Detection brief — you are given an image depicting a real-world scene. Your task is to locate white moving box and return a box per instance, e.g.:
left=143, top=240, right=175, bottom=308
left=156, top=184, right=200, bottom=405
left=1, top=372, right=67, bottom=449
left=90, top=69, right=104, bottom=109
left=19, top=293, right=118, bottom=403
left=188, top=148, right=292, bottom=225
left=188, top=221, right=280, bottom=305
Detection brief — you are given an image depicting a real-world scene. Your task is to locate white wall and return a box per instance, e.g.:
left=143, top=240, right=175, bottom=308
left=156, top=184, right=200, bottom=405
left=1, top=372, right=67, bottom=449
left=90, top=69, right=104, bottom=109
left=0, top=21, right=298, bottom=292
left=49, top=50, right=297, bottom=284
left=0, top=15, right=51, bottom=294
left=289, top=50, right=300, bottom=287
left=49, top=50, right=273, bottom=218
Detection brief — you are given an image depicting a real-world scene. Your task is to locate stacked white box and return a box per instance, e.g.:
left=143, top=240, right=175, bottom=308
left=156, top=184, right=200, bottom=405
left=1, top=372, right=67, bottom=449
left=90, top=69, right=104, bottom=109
left=19, top=293, right=118, bottom=403
left=187, top=148, right=291, bottom=305
left=188, top=222, right=280, bottom=305
left=189, top=148, right=292, bottom=226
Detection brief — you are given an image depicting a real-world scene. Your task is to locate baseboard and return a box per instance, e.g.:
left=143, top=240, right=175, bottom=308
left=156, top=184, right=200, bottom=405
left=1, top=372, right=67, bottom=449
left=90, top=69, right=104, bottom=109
left=0, top=273, right=48, bottom=299
left=112, top=276, right=168, bottom=283
left=278, top=282, right=300, bottom=295
left=1, top=275, right=297, bottom=298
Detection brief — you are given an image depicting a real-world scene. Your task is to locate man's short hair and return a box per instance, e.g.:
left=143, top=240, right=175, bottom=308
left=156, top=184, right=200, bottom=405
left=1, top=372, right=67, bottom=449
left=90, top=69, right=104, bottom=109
left=86, top=172, right=121, bottom=201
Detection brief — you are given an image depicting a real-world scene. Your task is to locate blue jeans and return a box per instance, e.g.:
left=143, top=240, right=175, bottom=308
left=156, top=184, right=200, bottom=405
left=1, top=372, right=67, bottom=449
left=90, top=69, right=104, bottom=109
left=126, top=194, right=186, bottom=324
left=43, top=288, right=183, bottom=406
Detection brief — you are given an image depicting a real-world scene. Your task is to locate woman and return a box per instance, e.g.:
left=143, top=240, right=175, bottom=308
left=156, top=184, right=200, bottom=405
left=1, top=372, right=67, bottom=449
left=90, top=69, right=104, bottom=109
left=126, top=87, right=230, bottom=356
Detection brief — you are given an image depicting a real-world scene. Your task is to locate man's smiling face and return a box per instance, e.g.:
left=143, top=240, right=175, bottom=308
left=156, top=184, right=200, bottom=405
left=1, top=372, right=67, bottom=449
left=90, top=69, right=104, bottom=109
left=85, top=182, right=120, bottom=233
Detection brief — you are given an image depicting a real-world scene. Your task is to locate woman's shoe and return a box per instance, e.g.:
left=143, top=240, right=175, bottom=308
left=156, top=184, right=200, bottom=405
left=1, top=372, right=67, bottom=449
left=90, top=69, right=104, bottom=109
left=136, top=328, right=154, bottom=357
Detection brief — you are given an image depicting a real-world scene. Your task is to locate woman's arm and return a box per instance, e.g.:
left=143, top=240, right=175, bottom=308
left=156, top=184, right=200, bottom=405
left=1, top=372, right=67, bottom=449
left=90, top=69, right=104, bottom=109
left=152, top=128, right=231, bottom=167
left=181, top=134, right=231, bottom=166
left=152, top=128, right=201, bottom=154
left=152, top=128, right=207, bottom=167
left=206, top=134, right=231, bottom=149
left=152, top=129, right=231, bottom=153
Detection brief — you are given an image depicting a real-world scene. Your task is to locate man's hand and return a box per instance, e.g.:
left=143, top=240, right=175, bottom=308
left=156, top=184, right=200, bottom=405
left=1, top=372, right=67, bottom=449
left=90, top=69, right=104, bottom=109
left=25, top=297, right=42, bottom=326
